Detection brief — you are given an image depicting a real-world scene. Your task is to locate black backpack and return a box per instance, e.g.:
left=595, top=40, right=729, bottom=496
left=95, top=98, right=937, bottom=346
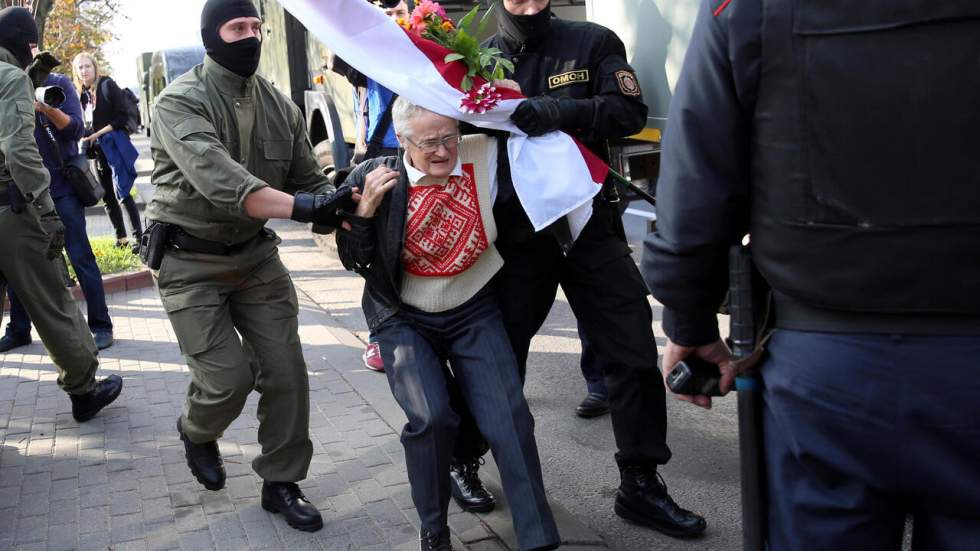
left=101, top=79, right=141, bottom=135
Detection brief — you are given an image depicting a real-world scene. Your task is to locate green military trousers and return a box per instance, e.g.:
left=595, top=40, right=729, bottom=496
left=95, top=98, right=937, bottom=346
left=0, top=206, right=99, bottom=394
left=154, top=228, right=312, bottom=482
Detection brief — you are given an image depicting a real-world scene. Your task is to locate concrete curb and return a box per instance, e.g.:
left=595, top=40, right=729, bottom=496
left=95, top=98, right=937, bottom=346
left=308, top=230, right=608, bottom=550
left=70, top=269, right=154, bottom=300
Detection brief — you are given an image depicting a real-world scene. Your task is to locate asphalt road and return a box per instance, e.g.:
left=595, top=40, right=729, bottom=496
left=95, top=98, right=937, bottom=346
left=518, top=199, right=743, bottom=551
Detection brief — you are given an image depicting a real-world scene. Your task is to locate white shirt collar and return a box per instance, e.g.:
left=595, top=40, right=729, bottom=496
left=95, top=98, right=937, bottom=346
left=403, top=151, right=464, bottom=186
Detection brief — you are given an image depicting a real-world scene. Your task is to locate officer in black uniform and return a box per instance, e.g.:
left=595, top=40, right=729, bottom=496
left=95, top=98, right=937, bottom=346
left=644, top=0, right=980, bottom=549
left=449, top=0, right=707, bottom=538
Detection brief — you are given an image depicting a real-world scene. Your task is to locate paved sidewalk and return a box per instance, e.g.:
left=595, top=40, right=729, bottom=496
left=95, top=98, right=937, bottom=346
left=0, top=220, right=524, bottom=551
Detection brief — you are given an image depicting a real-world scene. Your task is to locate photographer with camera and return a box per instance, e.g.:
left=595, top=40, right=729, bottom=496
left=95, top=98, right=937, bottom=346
left=0, top=7, right=122, bottom=422
left=1, top=48, right=115, bottom=353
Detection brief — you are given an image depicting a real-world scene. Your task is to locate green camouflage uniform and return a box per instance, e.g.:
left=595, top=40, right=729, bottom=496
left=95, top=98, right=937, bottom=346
left=0, top=46, right=98, bottom=394
left=147, top=56, right=333, bottom=482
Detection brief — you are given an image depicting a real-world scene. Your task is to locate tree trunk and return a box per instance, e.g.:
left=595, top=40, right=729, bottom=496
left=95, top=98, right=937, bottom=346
left=34, top=0, right=56, bottom=48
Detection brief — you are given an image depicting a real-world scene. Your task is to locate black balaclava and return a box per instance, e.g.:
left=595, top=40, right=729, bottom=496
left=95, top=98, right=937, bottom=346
left=496, top=0, right=551, bottom=51
left=200, top=0, right=262, bottom=78
left=0, top=7, right=39, bottom=70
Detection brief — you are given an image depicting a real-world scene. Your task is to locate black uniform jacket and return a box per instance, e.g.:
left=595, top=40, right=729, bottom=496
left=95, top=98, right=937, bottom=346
left=488, top=17, right=648, bottom=249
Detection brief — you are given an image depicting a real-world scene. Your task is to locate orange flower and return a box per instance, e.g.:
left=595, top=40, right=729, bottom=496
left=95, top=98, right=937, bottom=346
left=441, top=20, right=454, bottom=32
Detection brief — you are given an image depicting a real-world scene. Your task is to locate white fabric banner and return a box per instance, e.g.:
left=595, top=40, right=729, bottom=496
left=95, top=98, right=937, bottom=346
left=278, top=0, right=601, bottom=237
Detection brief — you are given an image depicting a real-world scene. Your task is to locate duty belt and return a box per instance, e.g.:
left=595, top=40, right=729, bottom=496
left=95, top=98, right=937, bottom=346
left=166, top=225, right=267, bottom=256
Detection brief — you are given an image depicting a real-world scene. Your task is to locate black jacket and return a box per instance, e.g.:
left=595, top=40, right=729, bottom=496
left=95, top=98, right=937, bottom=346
left=335, top=155, right=408, bottom=330
left=80, top=75, right=129, bottom=132
left=487, top=17, right=647, bottom=249
left=642, top=0, right=980, bottom=346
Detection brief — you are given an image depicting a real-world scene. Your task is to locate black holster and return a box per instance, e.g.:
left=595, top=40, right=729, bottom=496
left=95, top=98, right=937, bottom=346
left=139, top=222, right=171, bottom=270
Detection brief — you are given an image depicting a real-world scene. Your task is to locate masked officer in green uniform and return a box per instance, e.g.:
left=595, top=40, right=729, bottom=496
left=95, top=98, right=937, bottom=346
left=0, top=7, right=122, bottom=422
left=145, top=0, right=353, bottom=533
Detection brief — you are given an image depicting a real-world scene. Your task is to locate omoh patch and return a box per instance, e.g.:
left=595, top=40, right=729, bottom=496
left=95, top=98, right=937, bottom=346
left=616, top=70, right=642, bottom=97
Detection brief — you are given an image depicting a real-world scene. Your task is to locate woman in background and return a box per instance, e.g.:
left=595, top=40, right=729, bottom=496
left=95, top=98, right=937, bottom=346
left=72, top=52, right=142, bottom=250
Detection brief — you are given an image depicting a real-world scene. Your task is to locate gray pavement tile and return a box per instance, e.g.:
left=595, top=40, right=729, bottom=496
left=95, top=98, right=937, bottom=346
left=14, top=514, right=46, bottom=544
left=77, top=464, right=107, bottom=487
left=15, top=490, right=49, bottom=518
left=316, top=472, right=348, bottom=498
left=12, top=543, right=45, bottom=551
left=78, top=504, right=109, bottom=534
left=79, top=484, right=109, bottom=508
left=140, top=475, right=170, bottom=500
left=169, top=482, right=203, bottom=508
left=329, top=492, right=369, bottom=521
left=173, top=505, right=208, bottom=534
left=335, top=459, right=372, bottom=483
left=351, top=478, right=388, bottom=504
left=343, top=516, right=385, bottom=547
left=76, top=530, right=111, bottom=551
left=144, top=520, right=180, bottom=551
left=178, top=530, right=213, bottom=551
left=48, top=497, right=80, bottom=526
left=111, top=512, right=144, bottom=543
left=356, top=445, right=393, bottom=468
left=0, top=508, right=16, bottom=539
left=46, top=523, right=80, bottom=551
left=365, top=498, right=410, bottom=529
left=200, top=490, right=235, bottom=515
left=225, top=475, right=260, bottom=501
left=0, top=466, right=24, bottom=488
left=49, top=477, right=77, bottom=500
left=114, top=539, right=150, bottom=551
left=206, top=511, right=246, bottom=541
left=240, top=515, right=279, bottom=549
left=49, top=459, right=79, bottom=481
left=112, top=489, right=143, bottom=515
left=142, top=496, right=175, bottom=525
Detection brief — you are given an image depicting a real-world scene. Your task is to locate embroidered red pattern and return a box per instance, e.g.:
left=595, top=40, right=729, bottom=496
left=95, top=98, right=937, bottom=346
left=403, top=163, right=489, bottom=277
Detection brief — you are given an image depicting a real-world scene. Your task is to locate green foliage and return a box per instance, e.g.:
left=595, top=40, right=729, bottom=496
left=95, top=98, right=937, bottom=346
left=65, top=236, right=141, bottom=280
left=420, top=3, right=511, bottom=91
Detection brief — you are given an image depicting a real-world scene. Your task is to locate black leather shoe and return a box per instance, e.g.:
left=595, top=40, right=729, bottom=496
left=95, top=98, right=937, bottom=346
left=615, top=465, right=707, bottom=538
left=0, top=332, right=31, bottom=353
left=420, top=527, right=453, bottom=551
left=261, top=481, right=323, bottom=532
left=449, top=459, right=495, bottom=513
left=69, top=375, right=123, bottom=422
left=177, top=418, right=225, bottom=491
left=575, top=392, right=610, bottom=418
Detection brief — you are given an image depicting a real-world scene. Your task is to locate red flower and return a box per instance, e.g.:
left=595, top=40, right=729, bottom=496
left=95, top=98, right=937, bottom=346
left=459, top=82, right=504, bottom=114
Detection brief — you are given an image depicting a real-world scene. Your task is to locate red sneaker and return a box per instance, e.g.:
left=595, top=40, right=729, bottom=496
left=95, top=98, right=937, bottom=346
left=362, top=343, right=385, bottom=373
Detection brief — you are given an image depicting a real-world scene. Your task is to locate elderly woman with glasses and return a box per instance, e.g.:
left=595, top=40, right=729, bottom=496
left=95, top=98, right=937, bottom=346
left=336, top=97, right=560, bottom=551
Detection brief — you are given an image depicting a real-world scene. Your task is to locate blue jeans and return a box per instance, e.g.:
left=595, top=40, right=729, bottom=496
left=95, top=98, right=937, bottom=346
left=375, top=289, right=559, bottom=549
left=762, top=330, right=980, bottom=551
left=6, top=193, right=112, bottom=337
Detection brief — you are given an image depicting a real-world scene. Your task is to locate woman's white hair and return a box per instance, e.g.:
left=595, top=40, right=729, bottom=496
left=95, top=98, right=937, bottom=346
left=392, top=96, right=428, bottom=139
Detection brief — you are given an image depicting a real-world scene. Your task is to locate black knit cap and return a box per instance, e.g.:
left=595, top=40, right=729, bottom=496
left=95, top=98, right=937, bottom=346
left=200, top=0, right=260, bottom=47
left=0, top=7, right=39, bottom=69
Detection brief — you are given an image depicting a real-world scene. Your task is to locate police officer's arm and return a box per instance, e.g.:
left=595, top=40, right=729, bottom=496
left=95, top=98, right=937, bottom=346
left=573, top=29, right=648, bottom=140
left=282, top=107, right=334, bottom=196
left=641, top=0, right=760, bottom=348
left=153, top=95, right=273, bottom=217
left=0, top=71, right=54, bottom=214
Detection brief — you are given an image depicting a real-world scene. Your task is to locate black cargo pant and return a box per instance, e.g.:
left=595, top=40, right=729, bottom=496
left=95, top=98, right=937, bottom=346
left=453, top=202, right=671, bottom=466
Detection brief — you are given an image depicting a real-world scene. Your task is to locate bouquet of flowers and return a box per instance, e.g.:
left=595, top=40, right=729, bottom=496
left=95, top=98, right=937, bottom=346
left=399, top=0, right=515, bottom=113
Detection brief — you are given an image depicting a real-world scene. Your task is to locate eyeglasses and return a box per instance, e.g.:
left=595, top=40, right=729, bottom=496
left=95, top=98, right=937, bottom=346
left=405, top=134, right=462, bottom=154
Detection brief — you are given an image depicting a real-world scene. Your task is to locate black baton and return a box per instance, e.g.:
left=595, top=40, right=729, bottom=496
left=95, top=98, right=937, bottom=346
left=730, top=245, right=766, bottom=551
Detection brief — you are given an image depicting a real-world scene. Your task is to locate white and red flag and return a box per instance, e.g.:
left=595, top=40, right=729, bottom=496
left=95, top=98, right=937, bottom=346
left=278, top=0, right=609, bottom=239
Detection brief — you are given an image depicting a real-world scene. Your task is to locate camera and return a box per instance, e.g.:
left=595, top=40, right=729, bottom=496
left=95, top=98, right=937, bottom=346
left=666, top=357, right=724, bottom=397
left=35, top=86, right=65, bottom=109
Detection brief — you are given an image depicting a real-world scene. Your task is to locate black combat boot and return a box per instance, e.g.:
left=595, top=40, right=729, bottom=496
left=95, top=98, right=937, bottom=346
left=575, top=392, right=610, bottom=418
left=261, top=481, right=323, bottom=532
left=69, top=375, right=123, bottom=422
left=615, top=462, right=707, bottom=538
left=420, top=527, right=453, bottom=551
left=449, top=458, right=495, bottom=513
left=177, top=418, right=225, bottom=491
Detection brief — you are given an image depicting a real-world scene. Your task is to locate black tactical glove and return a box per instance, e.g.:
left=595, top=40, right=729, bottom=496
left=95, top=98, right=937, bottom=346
left=510, top=95, right=563, bottom=137
left=27, top=51, right=61, bottom=89
left=39, top=211, right=66, bottom=260
left=291, top=187, right=356, bottom=229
